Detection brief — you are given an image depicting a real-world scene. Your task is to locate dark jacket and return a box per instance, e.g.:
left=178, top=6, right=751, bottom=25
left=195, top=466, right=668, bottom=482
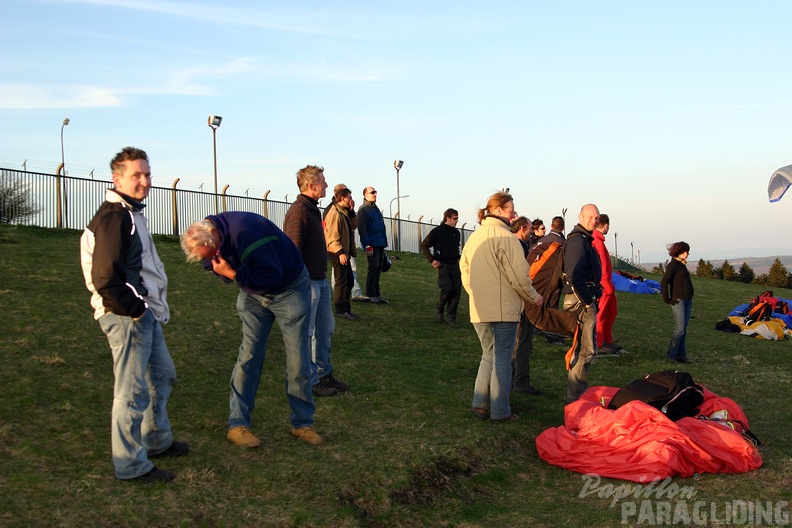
left=80, top=189, right=169, bottom=322
left=661, top=258, right=694, bottom=304
left=420, top=223, right=461, bottom=264
left=205, top=212, right=304, bottom=295
left=561, top=224, right=602, bottom=306
left=357, top=200, right=388, bottom=248
left=283, top=194, right=328, bottom=280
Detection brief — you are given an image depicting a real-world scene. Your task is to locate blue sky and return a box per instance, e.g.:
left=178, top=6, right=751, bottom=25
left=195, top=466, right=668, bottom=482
left=2, top=0, right=792, bottom=263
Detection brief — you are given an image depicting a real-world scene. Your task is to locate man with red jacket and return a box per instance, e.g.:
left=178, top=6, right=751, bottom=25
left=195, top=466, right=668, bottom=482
left=592, top=213, right=622, bottom=354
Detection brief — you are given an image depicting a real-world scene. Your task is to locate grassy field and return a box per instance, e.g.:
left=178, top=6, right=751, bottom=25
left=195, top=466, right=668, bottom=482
left=1, top=224, right=790, bottom=527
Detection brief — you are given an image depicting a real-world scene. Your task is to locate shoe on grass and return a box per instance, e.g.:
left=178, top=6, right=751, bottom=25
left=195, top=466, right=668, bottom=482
left=351, top=295, right=370, bottom=302
left=291, top=426, right=323, bottom=445
left=312, top=382, right=338, bottom=397
left=126, top=466, right=175, bottom=483
left=513, top=385, right=543, bottom=395
left=227, top=426, right=261, bottom=448
left=444, top=316, right=460, bottom=329
left=320, top=373, right=349, bottom=392
left=150, top=441, right=189, bottom=458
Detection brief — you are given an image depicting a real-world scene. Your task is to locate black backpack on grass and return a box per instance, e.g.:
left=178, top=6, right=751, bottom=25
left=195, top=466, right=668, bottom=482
left=608, top=370, right=704, bottom=421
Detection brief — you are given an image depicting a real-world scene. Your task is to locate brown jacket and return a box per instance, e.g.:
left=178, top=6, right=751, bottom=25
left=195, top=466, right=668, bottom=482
left=324, top=202, right=358, bottom=260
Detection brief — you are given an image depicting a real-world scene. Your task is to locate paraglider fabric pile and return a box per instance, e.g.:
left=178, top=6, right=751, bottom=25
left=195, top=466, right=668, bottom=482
left=535, top=385, right=763, bottom=482
left=612, top=272, right=660, bottom=294
left=724, top=298, right=792, bottom=340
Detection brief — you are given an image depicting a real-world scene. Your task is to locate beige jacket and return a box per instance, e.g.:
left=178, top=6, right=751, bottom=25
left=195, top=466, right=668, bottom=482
left=460, top=216, right=541, bottom=323
left=324, top=203, right=358, bottom=259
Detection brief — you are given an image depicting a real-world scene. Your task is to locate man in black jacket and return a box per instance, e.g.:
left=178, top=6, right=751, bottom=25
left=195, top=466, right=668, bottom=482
left=562, top=204, right=602, bottom=403
left=420, top=208, right=461, bottom=328
left=81, top=147, right=187, bottom=483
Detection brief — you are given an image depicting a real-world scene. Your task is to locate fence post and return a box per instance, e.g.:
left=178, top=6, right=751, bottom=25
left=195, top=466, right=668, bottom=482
left=55, top=163, right=64, bottom=228
left=263, top=190, right=271, bottom=218
left=171, top=178, right=180, bottom=236
left=222, top=184, right=230, bottom=212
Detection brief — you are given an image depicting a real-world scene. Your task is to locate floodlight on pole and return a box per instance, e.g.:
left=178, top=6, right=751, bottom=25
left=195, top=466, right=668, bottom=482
left=208, top=115, right=223, bottom=213
left=394, top=160, right=404, bottom=251
left=60, top=118, right=70, bottom=175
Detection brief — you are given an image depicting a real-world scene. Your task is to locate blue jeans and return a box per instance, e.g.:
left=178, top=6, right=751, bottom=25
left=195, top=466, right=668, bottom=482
left=308, top=278, right=336, bottom=384
left=229, top=269, right=316, bottom=430
left=472, top=322, right=518, bottom=420
left=98, top=310, right=176, bottom=479
left=667, top=298, right=692, bottom=361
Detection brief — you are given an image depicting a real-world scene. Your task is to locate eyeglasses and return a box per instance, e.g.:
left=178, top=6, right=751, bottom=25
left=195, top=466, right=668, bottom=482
left=536, top=226, right=546, bottom=231
left=368, top=190, right=377, bottom=194
left=451, top=216, right=459, bottom=220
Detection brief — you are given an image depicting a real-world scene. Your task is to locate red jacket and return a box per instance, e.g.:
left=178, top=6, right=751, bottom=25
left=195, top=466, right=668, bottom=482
left=592, top=229, right=614, bottom=295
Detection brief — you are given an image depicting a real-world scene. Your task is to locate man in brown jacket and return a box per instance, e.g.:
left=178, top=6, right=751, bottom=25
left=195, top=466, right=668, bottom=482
left=324, top=186, right=359, bottom=320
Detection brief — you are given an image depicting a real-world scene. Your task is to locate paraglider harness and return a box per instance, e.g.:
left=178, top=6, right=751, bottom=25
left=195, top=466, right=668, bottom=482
left=742, top=290, right=790, bottom=325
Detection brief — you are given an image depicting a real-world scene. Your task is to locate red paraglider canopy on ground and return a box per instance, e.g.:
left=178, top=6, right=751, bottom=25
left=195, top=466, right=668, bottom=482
left=536, top=385, right=763, bottom=482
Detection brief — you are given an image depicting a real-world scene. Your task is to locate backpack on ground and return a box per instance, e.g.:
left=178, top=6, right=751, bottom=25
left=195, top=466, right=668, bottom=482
left=741, top=290, right=790, bottom=324
left=607, top=370, right=704, bottom=421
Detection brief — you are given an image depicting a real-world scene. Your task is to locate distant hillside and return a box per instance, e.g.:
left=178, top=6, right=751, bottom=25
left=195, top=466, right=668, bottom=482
left=644, top=255, right=792, bottom=275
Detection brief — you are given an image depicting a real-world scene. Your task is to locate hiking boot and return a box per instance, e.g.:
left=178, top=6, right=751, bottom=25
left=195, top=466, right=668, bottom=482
left=227, top=426, right=261, bottom=448
left=513, top=385, right=543, bottom=395
left=320, top=373, right=350, bottom=392
left=369, top=296, right=382, bottom=304
left=445, top=316, right=460, bottom=329
left=312, top=382, right=339, bottom=397
left=597, top=344, right=623, bottom=356
left=150, top=441, right=189, bottom=458
left=126, top=466, right=175, bottom=483
left=373, top=296, right=389, bottom=304
left=337, top=311, right=359, bottom=320
left=606, top=342, right=623, bottom=351
left=472, top=407, right=488, bottom=420
left=291, top=426, right=323, bottom=446
left=436, top=312, right=445, bottom=323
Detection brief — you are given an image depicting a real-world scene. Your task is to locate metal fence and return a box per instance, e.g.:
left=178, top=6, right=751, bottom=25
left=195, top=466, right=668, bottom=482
left=0, top=168, right=474, bottom=254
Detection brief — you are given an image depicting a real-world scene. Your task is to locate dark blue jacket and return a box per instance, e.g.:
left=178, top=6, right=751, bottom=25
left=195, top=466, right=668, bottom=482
left=357, top=200, right=388, bottom=248
left=562, top=224, right=602, bottom=306
left=205, top=212, right=305, bottom=295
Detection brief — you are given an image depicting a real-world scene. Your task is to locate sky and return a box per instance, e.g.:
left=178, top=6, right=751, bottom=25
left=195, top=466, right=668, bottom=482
left=2, top=0, right=792, bottom=263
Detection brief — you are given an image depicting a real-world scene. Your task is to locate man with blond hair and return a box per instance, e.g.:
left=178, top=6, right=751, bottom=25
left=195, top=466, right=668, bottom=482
left=284, top=165, right=350, bottom=397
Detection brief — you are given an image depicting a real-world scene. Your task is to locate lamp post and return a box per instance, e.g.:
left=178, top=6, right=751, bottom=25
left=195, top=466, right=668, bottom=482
left=614, top=232, right=618, bottom=260
left=389, top=195, right=409, bottom=219
left=631, top=241, right=634, bottom=262
left=394, top=160, right=404, bottom=251
left=208, top=115, right=223, bottom=213
left=60, top=118, right=70, bottom=175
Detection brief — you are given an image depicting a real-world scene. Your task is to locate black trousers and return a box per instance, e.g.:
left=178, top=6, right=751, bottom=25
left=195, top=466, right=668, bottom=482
left=435, top=261, right=461, bottom=318
left=332, top=259, right=354, bottom=314
left=365, top=247, right=385, bottom=298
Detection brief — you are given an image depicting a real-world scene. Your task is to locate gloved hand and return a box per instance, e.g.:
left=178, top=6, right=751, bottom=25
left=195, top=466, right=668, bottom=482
left=365, top=245, right=374, bottom=257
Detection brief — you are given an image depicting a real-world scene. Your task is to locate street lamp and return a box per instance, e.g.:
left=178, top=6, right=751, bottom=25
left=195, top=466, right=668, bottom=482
left=389, top=195, right=409, bottom=219
left=208, top=115, right=223, bottom=213
left=60, top=118, right=69, bottom=175
left=614, top=232, right=618, bottom=260
left=394, top=160, right=404, bottom=251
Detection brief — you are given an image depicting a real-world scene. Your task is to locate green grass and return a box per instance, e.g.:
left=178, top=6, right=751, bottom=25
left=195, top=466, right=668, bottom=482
left=1, top=224, right=790, bottom=527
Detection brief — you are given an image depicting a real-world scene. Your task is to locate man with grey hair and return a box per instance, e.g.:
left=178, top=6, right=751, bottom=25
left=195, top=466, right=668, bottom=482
left=180, top=212, right=322, bottom=447
left=324, top=183, right=367, bottom=302
left=284, top=165, right=350, bottom=397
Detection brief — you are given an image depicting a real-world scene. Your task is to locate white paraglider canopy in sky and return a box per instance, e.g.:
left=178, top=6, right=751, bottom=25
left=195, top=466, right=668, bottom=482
left=768, top=164, right=792, bottom=203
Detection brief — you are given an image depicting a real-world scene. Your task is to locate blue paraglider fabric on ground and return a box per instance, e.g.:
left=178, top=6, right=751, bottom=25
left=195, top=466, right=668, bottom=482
left=612, top=272, right=660, bottom=294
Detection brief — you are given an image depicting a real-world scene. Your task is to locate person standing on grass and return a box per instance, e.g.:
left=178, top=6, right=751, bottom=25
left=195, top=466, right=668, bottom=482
left=592, top=213, right=622, bottom=354
left=460, top=192, right=543, bottom=422
left=357, top=185, right=389, bottom=304
left=661, top=241, right=694, bottom=364
left=420, top=208, right=462, bottom=328
left=80, top=146, right=187, bottom=483
left=324, top=185, right=360, bottom=320
left=180, top=213, right=323, bottom=448
left=509, top=216, right=542, bottom=396
left=324, top=183, right=368, bottom=302
left=284, top=165, right=350, bottom=397
left=561, top=204, right=602, bottom=403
